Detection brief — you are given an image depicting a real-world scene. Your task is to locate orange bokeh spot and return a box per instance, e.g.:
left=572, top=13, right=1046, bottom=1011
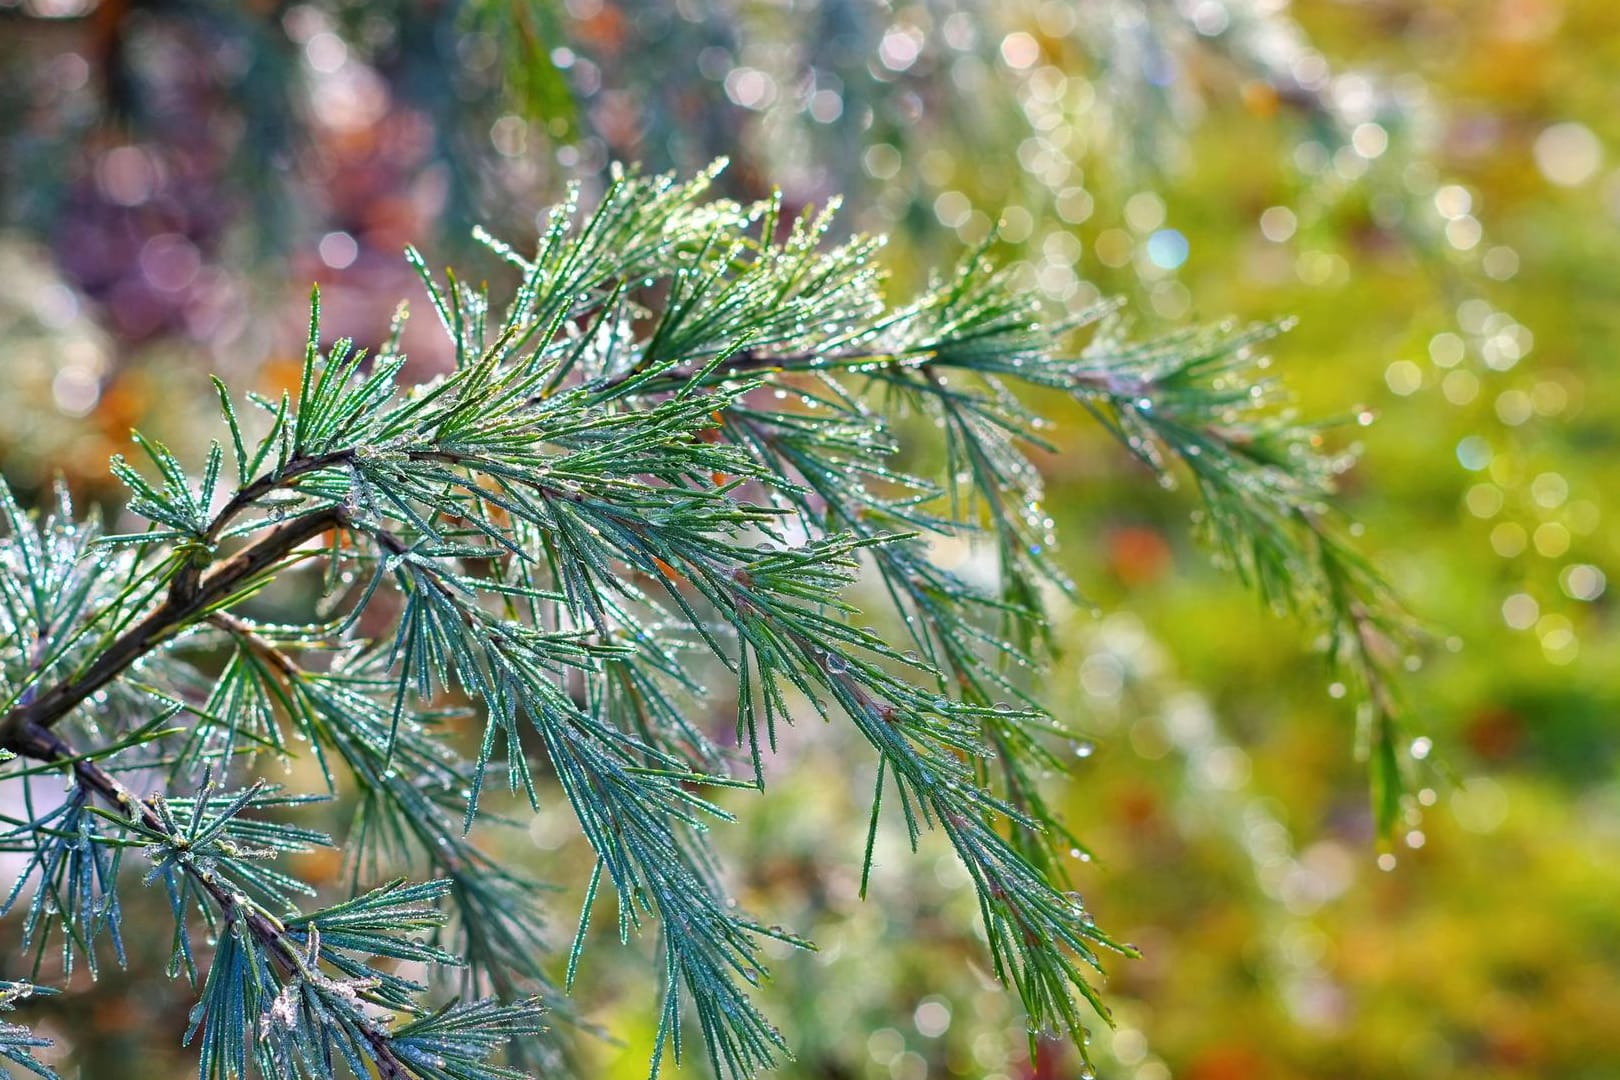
left=1241, top=80, right=1280, bottom=118
left=1108, top=526, right=1172, bottom=586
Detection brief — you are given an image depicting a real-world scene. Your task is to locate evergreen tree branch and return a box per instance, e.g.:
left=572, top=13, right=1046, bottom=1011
left=12, top=723, right=536, bottom=1080
left=0, top=163, right=1418, bottom=1078
left=0, top=507, right=342, bottom=751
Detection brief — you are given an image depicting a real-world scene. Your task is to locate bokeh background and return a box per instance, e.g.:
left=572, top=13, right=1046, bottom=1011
left=2, top=1, right=1618, bottom=1078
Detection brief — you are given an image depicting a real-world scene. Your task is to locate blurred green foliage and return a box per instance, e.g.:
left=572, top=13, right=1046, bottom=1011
left=0, top=0, right=1616, bottom=1078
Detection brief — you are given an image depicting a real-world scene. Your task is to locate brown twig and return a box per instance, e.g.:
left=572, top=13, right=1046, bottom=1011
left=0, top=506, right=342, bottom=753
left=15, top=721, right=413, bottom=1076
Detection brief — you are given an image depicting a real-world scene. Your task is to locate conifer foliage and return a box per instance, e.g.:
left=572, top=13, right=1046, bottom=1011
left=0, top=164, right=1414, bottom=1078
